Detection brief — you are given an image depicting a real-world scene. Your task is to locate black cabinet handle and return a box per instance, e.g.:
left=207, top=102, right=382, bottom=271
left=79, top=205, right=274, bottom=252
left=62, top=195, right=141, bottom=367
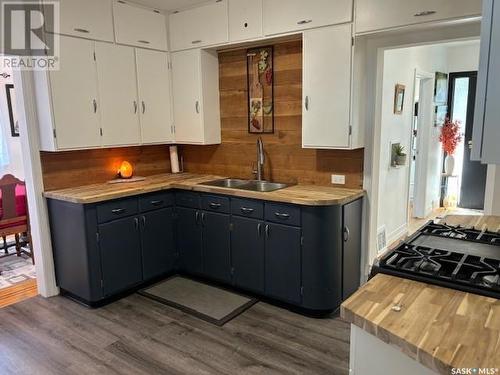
left=195, top=211, right=200, bottom=224
left=343, top=226, right=350, bottom=242
left=257, top=222, right=262, bottom=237
left=201, top=212, right=206, bottom=225
left=274, top=212, right=290, bottom=220
left=142, top=216, right=146, bottom=227
left=240, top=207, right=254, bottom=214
left=265, top=224, right=269, bottom=238
left=150, top=200, right=163, bottom=206
left=134, top=217, right=139, bottom=230
left=111, top=208, right=125, bottom=215
left=209, top=202, right=221, bottom=209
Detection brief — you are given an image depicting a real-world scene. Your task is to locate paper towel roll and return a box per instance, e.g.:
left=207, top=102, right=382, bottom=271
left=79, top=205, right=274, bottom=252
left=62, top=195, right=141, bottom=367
left=170, top=145, right=180, bottom=173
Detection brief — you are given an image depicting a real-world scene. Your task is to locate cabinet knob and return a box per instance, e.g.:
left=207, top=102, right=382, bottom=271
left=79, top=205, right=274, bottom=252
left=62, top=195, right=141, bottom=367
left=141, top=101, right=146, bottom=114
left=305, top=96, right=309, bottom=111
left=92, top=99, right=98, bottom=113
left=133, top=100, right=138, bottom=114
left=343, top=226, right=350, bottom=242
left=195, top=101, right=200, bottom=114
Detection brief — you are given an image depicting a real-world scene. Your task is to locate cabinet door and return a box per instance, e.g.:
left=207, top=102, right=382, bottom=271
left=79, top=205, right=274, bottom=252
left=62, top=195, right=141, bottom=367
left=231, top=216, right=265, bottom=293
left=202, top=211, right=231, bottom=283
left=302, top=24, right=352, bottom=149
left=177, top=207, right=203, bottom=275
left=342, top=199, right=362, bottom=300
left=99, top=216, right=142, bottom=296
left=355, top=0, right=481, bottom=34
left=49, top=36, right=101, bottom=150
left=263, top=0, right=352, bottom=36
left=169, top=0, right=228, bottom=51
left=228, top=0, right=263, bottom=42
left=136, top=49, right=174, bottom=144
left=480, top=0, right=500, bottom=164
left=95, top=42, right=141, bottom=146
left=113, top=0, right=168, bottom=51
left=45, top=0, right=114, bottom=42
left=140, top=208, right=175, bottom=280
left=171, top=50, right=203, bottom=143
left=265, top=223, right=301, bottom=304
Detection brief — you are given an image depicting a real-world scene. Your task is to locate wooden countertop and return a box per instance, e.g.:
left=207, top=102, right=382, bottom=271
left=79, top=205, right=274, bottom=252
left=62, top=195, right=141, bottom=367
left=43, top=173, right=365, bottom=206
left=341, top=274, right=500, bottom=374
left=341, top=214, right=500, bottom=374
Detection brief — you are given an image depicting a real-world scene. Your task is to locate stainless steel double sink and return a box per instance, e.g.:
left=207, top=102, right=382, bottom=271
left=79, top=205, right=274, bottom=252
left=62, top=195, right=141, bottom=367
left=200, top=178, right=289, bottom=192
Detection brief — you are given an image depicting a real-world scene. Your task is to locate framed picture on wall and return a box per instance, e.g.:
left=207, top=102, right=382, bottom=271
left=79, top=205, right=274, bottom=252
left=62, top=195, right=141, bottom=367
left=393, top=84, right=405, bottom=114
left=5, top=84, right=19, bottom=137
left=434, top=105, right=447, bottom=127
left=434, top=72, right=448, bottom=104
left=247, top=46, right=274, bottom=133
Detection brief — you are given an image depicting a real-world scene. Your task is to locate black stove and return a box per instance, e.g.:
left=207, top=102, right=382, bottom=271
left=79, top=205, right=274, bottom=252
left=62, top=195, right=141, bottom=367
left=371, top=221, right=500, bottom=299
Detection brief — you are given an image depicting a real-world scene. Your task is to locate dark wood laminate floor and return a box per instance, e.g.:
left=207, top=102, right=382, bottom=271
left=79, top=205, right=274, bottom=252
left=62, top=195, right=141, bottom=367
left=0, top=294, right=350, bottom=375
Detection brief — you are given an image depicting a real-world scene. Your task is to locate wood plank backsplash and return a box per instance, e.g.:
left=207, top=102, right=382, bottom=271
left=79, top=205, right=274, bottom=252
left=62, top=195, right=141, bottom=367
left=40, top=145, right=171, bottom=191
left=181, top=40, right=364, bottom=188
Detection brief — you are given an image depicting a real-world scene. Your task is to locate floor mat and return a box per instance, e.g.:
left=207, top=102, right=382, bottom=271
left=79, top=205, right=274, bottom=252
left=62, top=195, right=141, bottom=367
left=139, top=276, right=258, bottom=326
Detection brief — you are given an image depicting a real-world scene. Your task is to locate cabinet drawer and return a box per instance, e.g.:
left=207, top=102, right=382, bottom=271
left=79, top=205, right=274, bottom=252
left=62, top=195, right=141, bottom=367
left=201, top=195, right=230, bottom=213
left=175, top=191, right=200, bottom=209
left=265, top=203, right=301, bottom=226
left=97, top=198, right=138, bottom=223
left=231, top=198, right=264, bottom=218
left=139, top=192, right=174, bottom=212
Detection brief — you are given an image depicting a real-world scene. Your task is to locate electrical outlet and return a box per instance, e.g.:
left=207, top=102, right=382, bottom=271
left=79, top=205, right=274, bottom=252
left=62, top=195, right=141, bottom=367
left=331, top=174, right=346, bottom=184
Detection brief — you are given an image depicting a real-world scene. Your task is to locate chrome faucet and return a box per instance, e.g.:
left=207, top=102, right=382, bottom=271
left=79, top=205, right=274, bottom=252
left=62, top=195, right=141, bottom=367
left=255, top=137, right=265, bottom=181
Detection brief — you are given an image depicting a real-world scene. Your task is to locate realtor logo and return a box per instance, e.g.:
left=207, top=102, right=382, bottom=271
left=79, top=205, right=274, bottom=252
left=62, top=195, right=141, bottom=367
left=1, top=1, right=60, bottom=70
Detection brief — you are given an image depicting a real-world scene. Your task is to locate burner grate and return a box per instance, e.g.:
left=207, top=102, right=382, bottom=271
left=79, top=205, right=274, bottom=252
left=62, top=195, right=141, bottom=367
left=420, top=222, right=500, bottom=246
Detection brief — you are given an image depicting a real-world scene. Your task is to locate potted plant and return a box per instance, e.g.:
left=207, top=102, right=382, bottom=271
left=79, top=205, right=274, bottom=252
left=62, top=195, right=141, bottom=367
left=394, top=145, right=407, bottom=166
left=439, top=118, right=462, bottom=176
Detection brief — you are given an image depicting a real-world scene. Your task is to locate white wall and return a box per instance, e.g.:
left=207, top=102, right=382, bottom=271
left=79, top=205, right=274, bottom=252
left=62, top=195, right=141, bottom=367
left=485, top=165, right=500, bottom=215
left=0, top=66, right=25, bottom=179
left=447, top=42, right=481, bottom=72
left=378, top=45, right=448, bottom=244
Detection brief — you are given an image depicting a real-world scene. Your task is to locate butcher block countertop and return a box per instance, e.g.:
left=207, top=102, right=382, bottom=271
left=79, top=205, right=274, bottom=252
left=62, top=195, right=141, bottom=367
left=341, top=215, right=500, bottom=374
left=43, top=173, right=365, bottom=206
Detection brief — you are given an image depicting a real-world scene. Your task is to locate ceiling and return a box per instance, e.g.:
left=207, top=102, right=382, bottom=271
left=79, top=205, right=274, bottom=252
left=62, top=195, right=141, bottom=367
left=130, top=0, right=209, bottom=12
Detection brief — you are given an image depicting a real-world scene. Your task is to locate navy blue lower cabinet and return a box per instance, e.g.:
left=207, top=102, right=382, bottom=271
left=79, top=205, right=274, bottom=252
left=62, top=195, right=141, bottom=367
left=231, top=216, right=265, bottom=294
left=98, top=216, right=143, bottom=297
left=140, top=207, right=176, bottom=281
left=201, top=211, right=231, bottom=283
left=264, top=222, right=302, bottom=305
left=176, top=207, right=203, bottom=276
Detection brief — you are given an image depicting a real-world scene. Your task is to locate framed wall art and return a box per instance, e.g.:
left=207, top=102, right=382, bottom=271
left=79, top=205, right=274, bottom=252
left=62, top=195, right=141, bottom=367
left=247, top=46, right=274, bottom=133
left=5, top=84, right=19, bottom=137
left=393, top=84, right=405, bottom=114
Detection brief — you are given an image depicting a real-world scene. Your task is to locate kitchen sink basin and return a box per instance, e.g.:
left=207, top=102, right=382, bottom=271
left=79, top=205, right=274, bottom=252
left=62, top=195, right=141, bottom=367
left=236, top=180, right=288, bottom=192
left=201, top=178, right=248, bottom=188
left=200, top=179, right=288, bottom=192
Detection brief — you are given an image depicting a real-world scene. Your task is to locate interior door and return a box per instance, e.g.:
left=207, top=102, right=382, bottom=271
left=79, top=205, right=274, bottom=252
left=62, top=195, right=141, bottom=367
left=448, top=72, right=487, bottom=209
left=302, top=24, right=352, bottom=149
left=95, top=42, right=141, bottom=146
left=49, top=36, right=101, bottom=149
left=136, top=49, right=173, bottom=144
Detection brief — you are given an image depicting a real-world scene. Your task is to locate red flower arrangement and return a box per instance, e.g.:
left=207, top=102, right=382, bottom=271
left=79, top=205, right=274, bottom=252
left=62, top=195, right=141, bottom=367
left=439, top=118, right=462, bottom=155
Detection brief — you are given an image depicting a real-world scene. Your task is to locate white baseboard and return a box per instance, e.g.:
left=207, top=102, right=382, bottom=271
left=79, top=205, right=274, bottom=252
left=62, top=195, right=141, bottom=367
left=387, top=223, right=408, bottom=246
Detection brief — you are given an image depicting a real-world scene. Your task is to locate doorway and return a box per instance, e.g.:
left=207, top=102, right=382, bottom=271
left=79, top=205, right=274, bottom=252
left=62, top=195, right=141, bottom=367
left=444, top=71, right=487, bottom=210
left=0, top=65, right=38, bottom=307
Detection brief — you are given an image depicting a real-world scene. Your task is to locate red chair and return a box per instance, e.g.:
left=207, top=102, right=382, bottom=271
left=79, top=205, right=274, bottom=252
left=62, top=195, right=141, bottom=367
left=0, top=174, right=33, bottom=264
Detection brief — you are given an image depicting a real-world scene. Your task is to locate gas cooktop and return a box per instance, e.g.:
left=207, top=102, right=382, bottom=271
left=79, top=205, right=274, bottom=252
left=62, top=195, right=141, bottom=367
left=371, top=221, right=500, bottom=299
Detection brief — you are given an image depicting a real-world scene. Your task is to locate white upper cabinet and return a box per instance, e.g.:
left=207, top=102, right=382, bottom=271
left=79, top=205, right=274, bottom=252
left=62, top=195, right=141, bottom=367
left=44, top=36, right=101, bottom=150
left=171, top=49, right=221, bottom=144
left=95, top=43, right=141, bottom=147
left=228, top=0, right=263, bottom=42
left=302, top=24, right=353, bottom=149
left=263, top=0, right=353, bottom=36
left=113, top=0, right=168, bottom=51
left=355, top=0, right=482, bottom=34
left=45, top=0, right=114, bottom=42
left=135, top=49, right=174, bottom=144
left=169, top=0, right=228, bottom=51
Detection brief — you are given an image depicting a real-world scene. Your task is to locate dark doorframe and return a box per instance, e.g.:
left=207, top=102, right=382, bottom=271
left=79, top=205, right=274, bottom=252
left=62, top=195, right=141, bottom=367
left=441, top=71, right=487, bottom=210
